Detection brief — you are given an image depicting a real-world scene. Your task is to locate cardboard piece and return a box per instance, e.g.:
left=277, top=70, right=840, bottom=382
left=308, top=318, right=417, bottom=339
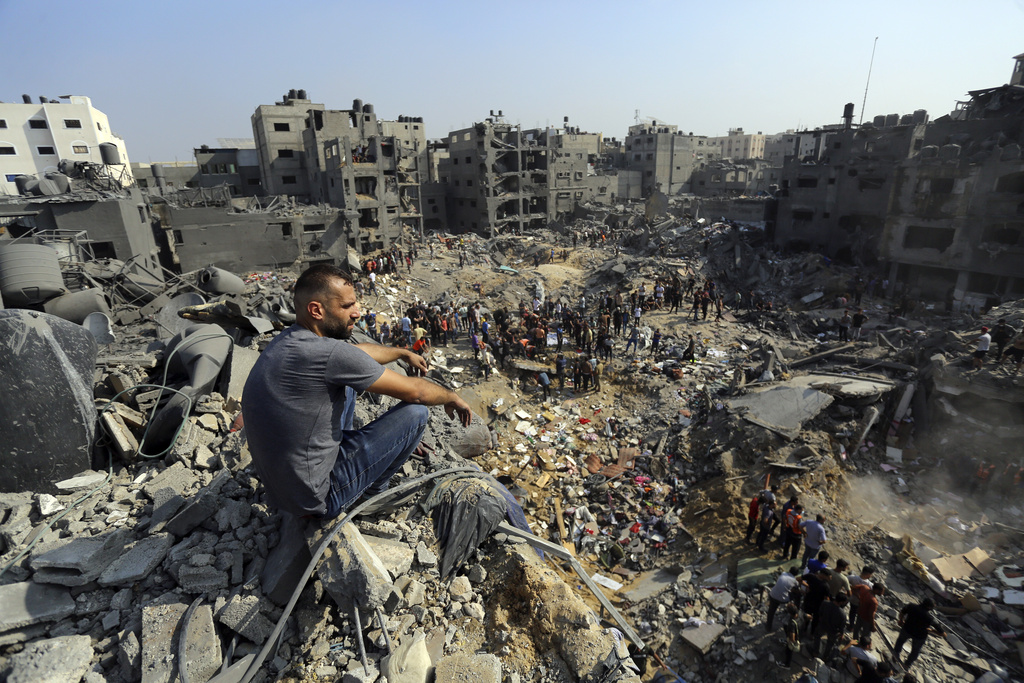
left=964, top=547, right=996, bottom=575
left=931, top=555, right=975, bottom=582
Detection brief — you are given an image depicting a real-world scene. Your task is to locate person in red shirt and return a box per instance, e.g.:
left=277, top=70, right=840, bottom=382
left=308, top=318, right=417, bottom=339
left=852, top=581, right=886, bottom=642
left=745, top=494, right=761, bottom=543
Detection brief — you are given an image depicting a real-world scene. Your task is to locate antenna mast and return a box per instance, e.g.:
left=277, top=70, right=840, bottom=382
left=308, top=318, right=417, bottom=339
left=859, top=37, right=879, bottom=125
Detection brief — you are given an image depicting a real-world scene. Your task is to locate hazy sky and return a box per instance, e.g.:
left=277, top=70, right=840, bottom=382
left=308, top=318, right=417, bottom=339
left=4, top=0, right=1022, bottom=162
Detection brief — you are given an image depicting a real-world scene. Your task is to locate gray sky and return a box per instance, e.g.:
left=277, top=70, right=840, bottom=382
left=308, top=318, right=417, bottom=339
left=3, top=0, right=1022, bottom=162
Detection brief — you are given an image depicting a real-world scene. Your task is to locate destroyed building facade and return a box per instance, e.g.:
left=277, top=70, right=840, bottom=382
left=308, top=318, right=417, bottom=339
left=624, top=121, right=710, bottom=196
left=0, top=95, right=135, bottom=196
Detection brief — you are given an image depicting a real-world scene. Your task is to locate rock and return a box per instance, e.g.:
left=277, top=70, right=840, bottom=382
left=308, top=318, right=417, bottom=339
left=0, top=581, right=76, bottom=632
left=434, top=653, right=502, bottom=683
left=55, top=472, right=107, bottom=492
left=141, top=601, right=221, bottom=683
left=29, top=528, right=131, bottom=586
left=142, top=463, right=198, bottom=500
left=147, top=487, right=185, bottom=532
left=193, top=444, right=220, bottom=470
left=342, top=661, right=380, bottom=683
left=404, top=579, right=427, bottom=606
left=364, top=535, right=415, bottom=579
left=308, top=522, right=394, bottom=611
left=449, top=575, right=474, bottom=603
left=163, top=470, right=230, bottom=537
left=415, top=542, right=438, bottom=568
left=464, top=602, right=486, bottom=621
left=118, top=630, right=141, bottom=683
left=0, top=634, right=93, bottom=683
left=37, top=494, right=65, bottom=516
left=679, top=622, right=726, bottom=654
left=99, top=533, right=174, bottom=587
left=468, top=564, right=487, bottom=584
left=216, top=594, right=275, bottom=643
left=178, top=565, right=229, bottom=593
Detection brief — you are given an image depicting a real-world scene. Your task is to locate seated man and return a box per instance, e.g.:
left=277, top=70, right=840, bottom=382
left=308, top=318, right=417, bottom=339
left=243, top=265, right=473, bottom=519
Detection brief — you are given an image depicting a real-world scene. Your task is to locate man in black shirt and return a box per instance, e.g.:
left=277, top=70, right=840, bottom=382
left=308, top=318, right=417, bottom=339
left=893, top=598, right=945, bottom=672
left=813, top=591, right=849, bottom=662
left=801, top=568, right=831, bottom=635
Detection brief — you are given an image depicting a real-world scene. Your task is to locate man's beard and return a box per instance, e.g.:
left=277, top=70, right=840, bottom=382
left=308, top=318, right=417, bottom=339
left=323, top=317, right=354, bottom=340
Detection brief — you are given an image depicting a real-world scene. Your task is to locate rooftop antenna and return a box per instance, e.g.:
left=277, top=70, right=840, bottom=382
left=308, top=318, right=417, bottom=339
left=859, top=37, right=879, bottom=125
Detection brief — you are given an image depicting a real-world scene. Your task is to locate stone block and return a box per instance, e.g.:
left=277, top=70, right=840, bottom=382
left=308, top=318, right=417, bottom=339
left=142, top=463, right=198, bottom=501
left=99, top=533, right=174, bottom=587
left=178, top=565, right=229, bottom=593
left=680, top=622, right=726, bottom=654
left=55, top=471, right=107, bottom=492
left=147, top=487, right=185, bottom=533
left=415, top=542, right=437, bottom=568
left=141, top=601, right=221, bottom=683
left=118, top=630, right=141, bottom=683
left=621, top=568, right=677, bottom=603
left=364, top=534, right=415, bottom=579
left=215, top=594, right=275, bottom=643
left=164, top=470, right=230, bottom=537
left=226, top=345, right=261, bottom=403
left=29, top=528, right=131, bottom=586
left=449, top=575, right=473, bottom=603
left=307, top=522, right=394, bottom=611
left=0, top=634, right=93, bottom=683
left=0, top=581, right=76, bottom=632
left=261, top=513, right=312, bottom=606
left=434, top=653, right=502, bottom=683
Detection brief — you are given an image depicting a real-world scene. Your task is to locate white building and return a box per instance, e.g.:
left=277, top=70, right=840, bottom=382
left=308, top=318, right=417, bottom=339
left=0, top=95, right=134, bottom=195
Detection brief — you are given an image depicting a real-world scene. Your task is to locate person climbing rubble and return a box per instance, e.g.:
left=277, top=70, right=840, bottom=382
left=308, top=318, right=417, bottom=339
left=242, top=264, right=473, bottom=519
left=892, top=597, right=945, bottom=674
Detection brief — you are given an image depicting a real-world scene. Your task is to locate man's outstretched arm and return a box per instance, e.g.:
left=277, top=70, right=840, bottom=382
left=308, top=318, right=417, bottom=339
left=366, top=367, right=473, bottom=426
left=355, top=343, right=428, bottom=374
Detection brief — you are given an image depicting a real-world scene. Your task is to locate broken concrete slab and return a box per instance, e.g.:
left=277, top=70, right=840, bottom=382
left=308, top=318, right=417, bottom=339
left=727, top=383, right=834, bottom=440
left=141, top=601, right=221, bottom=683
left=0, top=634, right=93, bottom=683
left=226, top=344, right=261, bottom=404
left=164, top=469, right=230, bottom=537
left=736, top=556, right=790, bottom=592
left=621, top=568, right=678, bottom=603
left=364, top=534, right=415, bottom=580
left=54, top=471, right=107, bottom=492
left=261, top=513, right=312, bottom=606
left=0, top=581, right=76, bottom=632
left=142, top=462, right=198, bottom=501
left=433, top=653, right=502, bottom=683
left=178, top=564, right=229, bottom=593
left=215, top=594, right=275, bottom=643
left=99, top=533, right=174, bottom=587
left=680, top=622, right=727, bottom=654
left=29, top=528, right=131, bottom=586
left=306, top=522, right=394, bottom=612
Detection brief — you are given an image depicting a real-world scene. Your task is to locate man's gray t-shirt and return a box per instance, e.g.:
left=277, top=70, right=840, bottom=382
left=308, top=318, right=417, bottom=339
left=243, top=326, right=385, bottom=516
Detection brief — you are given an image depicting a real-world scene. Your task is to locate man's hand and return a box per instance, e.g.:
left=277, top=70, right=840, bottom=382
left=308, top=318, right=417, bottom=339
left=445, top=396, right=473, bottom=427
left=405, top=350, right=429, bottom=376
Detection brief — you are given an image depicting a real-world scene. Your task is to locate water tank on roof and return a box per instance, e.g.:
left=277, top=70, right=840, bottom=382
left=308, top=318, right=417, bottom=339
left=939, top=144, right=961, bottom=160
left=0, top=242, right=67, bottom=307
left=912, top=109, right=929, bottom=125
left=288, top=89, right=298, bottom=100
left=152, top=164, right=165, bottom=178
left=884, top=114, right=899, bottom=127
left=39, top=96, right=48, bottom=104
left=99, top=143, right=121, bottom=165
left=35, top=178, right=61, bottom=196
left=873, top=115, right=886, bottom=127
left=22, top=94, right=31, bottom=104
left=416, top=117, right=423, bottom=123
left=353, top=99, right=363, bottom=112
left=900, top=114, right=913, bottom=125
left=14, top=175, right=33, bottom=195
left=298, top=89, right=307, bottom=99
left=363, top=103, right=374, bottom=114
left=43, top=172, right=70, bottom=194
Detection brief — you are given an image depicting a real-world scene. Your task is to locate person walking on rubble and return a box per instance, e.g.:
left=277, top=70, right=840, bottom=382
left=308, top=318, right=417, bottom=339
left=851, top=581, right=886, bottom=642
left=851, top=308, right=868, bottom=341
left=972, top=326, right=992, bottom=370
left=800, top=513, right=828, bottom=568
left=892, top=597, right=945, bottom=673
left=838, top=309, right=852, bottom=342
left=813, top=591, right=848, bottom=662
left=998, top=332, right=1024, bottom=375
left=625, top=326, right=640, bottom=356
left=242, top=264, right=473, bottom=521
left=782, top=503, right=804, bottom=561
left=745, top=491, right=762, bottom=543
left=780, top=603, right=801, bottom=669
left=847, top=565, right=875, bottom=629
left=766, top=566, right=800, bottom=632
left=775, top=494, right=797, bottom=543
left=992, top=318, right=1014, bottom=358
left=756, top=499, right=777, bottom=550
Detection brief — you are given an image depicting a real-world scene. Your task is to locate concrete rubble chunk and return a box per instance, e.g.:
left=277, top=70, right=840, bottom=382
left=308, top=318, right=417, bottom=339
left=449, top=575, right=474, bottom=603
left=141, top=601, right=221, bottom=683
left=364, top=534, right=415, bottom=579
left=37, top=493, right=65, bottom=516
left=29, top=528, right=131, bottom=586
left=0, top=581, right=76, bottom=632
left=55, top=471, right=107, bottom=492
left=178, top=564, right=229, bottom=593
left=215, top=594, right=275, bottom=643
left=307, top=521, right=394, bottom=611
left=142, top=462, right=198, bottom=500
left=99, top=533, right=174, bottom=587
left=0, top=634, right=93, bottom=683
left=261, top=512, right=312, bottom=606
left=434, top=653, right=502, bottom=683
left=147, top=487, right=185, bottom=533
left=680, top=622, right=727, bottom=654
left=119, top=630, right=142, bottom=683
left=164, top=469, right=231, bottom=537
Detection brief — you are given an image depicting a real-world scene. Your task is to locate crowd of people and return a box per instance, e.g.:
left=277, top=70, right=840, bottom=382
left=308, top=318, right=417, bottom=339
left=748, top=486, right=943, bottom=681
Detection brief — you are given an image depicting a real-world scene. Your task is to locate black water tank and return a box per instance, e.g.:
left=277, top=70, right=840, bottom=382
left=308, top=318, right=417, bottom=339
left=39, top=96, right=48, bottom=103
left=298, top=89, right=307, bottom=99
left=363, top=103, right=374, bottom=114
left=22, top=94, right=31, bottom=103
left=288, top=89, right=298, bottom=100
left=99, top=143, right=121, bottom=165
left=353, top=99, right=363, bottom=112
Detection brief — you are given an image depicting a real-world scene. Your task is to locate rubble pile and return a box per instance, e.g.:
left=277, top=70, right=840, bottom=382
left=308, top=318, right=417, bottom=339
left=3, top=205, right=1024, bottom=683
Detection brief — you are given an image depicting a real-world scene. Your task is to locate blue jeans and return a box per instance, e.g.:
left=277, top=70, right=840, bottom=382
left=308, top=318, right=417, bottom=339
left=323, top=386, right=429, bottom=518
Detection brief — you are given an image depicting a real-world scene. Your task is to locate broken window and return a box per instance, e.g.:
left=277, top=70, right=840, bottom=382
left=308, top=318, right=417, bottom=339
left=274, top=122, right=290, bottom=132
left=797, top=177, right=818, bottom=188
left=37, top=146, right=55, bottom=155
left=172, top=230, right=184, bottom=245
left=72, top=145, right=87, bottom=154
left=995, top=172, right=1024, bottom=194
left=29, top=120, right=47, bottom=129
left=64, top=119, right=82, bottom=129
left=984, top=225, right=1023, bottom=245
left=304, top=223, right=325, bottom=233
left=91, top=241, right=117, bottom=259
left=930, top=178, right=954, bottom=194
left=903, top=225, right=955, bottom=250
left=646, top=153, right=653, bottom=160
left=278, top=149, right=295, bottom=158
left=0, top=120, right=6, bottom=128
left=282, top=175, right=297, bottom=184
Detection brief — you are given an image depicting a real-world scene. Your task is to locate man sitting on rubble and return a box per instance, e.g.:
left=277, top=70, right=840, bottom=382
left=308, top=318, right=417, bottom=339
left=242, top=264, right=473, bottom=520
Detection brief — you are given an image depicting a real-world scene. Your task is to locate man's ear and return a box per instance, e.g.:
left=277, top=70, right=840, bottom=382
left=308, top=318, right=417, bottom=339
left=307, top=299, right=325, bottom=320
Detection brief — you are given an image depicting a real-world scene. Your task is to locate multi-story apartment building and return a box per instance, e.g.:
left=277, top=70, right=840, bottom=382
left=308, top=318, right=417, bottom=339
left=707, top=128, right=765, bottom=160
left=0, top=95, right=134, bottom=195
left=251, top=90, right=324, bottom=201
left=624, top=122, right=709, bottom=196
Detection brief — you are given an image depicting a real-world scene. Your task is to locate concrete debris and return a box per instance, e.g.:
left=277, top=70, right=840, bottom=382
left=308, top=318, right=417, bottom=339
left=4, top=218, right=1024, bottom=683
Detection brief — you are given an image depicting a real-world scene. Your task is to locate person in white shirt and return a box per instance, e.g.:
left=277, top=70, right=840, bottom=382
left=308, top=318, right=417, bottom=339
left=973, top=326, right=992, bottom=370
left=800, top=513, right=828, bottom=567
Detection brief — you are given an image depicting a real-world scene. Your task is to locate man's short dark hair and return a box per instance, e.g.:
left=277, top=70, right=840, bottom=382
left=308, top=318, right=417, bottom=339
left=818, top=550, right=830, bottom=562
left=294, top=264, right=354, bottom=308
